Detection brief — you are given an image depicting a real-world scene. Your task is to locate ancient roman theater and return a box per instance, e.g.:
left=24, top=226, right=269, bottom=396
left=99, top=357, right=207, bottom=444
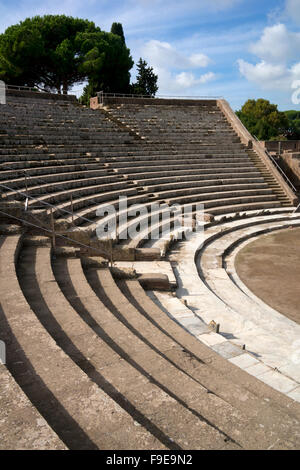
left=0, top=87, right=300, bottom=450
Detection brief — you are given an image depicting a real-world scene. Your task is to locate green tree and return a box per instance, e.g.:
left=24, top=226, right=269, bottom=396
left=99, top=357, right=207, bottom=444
left=78, top=30, right=133, bottom=103
left=132, top=58, right=158, bottom=97
left=0, top=15, right=97, bottom=94
left=0, top=15, right=134, bottom=98
left=284, top=110, right=300, bottom=139
left=236, top=99, right=289, bottom=140
left=110, top=23, right=125, bottom=44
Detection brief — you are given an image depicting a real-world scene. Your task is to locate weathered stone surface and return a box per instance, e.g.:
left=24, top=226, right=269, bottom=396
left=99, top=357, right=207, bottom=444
left=111, top=266, right=137, bottom=279
left=1, top=92, right=300, bottom=450
left=23, top=235, right=50, bottom=247
left=81, top=255, right=109, bottom=268
left=135, top=248, right=161, bottom=261
left=0, top=224, right=23, bottom=235
left=138, top=273, right=171, bottom=291
left=53, top=246, right=80, bottom=258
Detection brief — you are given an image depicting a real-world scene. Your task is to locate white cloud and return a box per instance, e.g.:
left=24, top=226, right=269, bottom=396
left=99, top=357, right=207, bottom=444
left=149, top=66, right=215, bottom=94
left=189, top=53, right=211, bottom=67
left=285, top=0, right=300, bottom=25
left=139, top=39, right=215, bottom=94
left=238, top=60, right=289, bottom=89
left=238, top=59, right=300, bottom=91
left=291, top=62, right=300, bottom=77
left=175, top=71, right=215, bottom=88
left=238, top=19, right=300, bottom=97
left=249, top=24, right=300, bottom=63
left=142, top=40, right=211, bottom=70
left=142, top=41, right=183, bottom=69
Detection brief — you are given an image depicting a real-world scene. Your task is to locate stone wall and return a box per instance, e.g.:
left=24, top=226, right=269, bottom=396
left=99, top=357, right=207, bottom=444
left=217, top=99, right=298, bottom=205
left=278, top=152, right=300, bottom=190
left=90, top=96, right=99, bottom=109
left=261, top=140, right=300, bottom=153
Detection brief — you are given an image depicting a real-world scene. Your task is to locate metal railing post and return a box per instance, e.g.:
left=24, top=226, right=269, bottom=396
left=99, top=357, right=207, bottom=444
left=71, top=194, right=74, bottom=225
left=0, top=183, right=112, bottom=260
left=109, top=238, right=113, bottom=267
left=24, top=171, right=28, bottom=198
left=0, top=80, right=6, bottom=105
left=50, top=207, right=56, bottom=249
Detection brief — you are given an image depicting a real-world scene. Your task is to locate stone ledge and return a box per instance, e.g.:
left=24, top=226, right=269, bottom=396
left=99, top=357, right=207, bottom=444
left=7, top=89, right=76, bottom=102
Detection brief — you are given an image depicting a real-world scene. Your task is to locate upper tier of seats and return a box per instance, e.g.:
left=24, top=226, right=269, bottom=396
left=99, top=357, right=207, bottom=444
left=0, top=93, right=294, bottom=246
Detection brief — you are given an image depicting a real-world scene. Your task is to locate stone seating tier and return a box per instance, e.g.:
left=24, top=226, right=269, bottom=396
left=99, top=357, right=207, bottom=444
left=1, top=230, right=300, bottom=449
left=0, top=93, right=299, bottom=449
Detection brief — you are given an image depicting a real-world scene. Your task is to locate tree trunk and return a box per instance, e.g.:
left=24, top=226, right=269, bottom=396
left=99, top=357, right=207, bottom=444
left=62, top=79, right=68, bottom=95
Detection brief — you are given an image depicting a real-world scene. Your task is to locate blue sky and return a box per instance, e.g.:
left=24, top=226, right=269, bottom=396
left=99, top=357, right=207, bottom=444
left=0, top=0, right=300, bottom=110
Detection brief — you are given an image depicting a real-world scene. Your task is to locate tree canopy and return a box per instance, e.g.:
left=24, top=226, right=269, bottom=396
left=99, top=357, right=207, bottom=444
left=284, top=110, right=300, bottom=139
left=132, top=58, right=158, bottom=97
left=79, top=29, right=133, bottom=103
left=0, top=15, right=133, bottom=96
left=110, top=23, right=125, bottom=44
left=0, top=15, right=94, bottom=93
left=236, top=99, right=289, bottom=141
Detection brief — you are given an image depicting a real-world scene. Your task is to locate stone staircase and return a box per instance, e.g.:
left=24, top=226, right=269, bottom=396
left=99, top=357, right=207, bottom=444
left=1, top=231, right=300, bottom=449
left=99, top=102, right=292, bottom=241
left=1, top=91, right=300, bottom=449
left=1, top=96, right=293, bottom=231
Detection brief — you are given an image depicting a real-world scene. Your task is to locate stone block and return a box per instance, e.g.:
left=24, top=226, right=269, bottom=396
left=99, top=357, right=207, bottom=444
left=138, top=273, right=171, bottom=291
left=111, top=266, right=137, bottom=279
left=135, top=248, right=161, bottom=261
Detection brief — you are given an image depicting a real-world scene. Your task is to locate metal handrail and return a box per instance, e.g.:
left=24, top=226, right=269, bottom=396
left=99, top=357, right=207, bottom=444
left=98, top=91, right=223, bottom=104
left=0, top=181, right=96, bottom=227
left=293, top=203, right=300, bottom=213
left=99, top=92, right=223, bottom=98
left=98, top=91, right=153, bottom=100
left=253, top=135, right=297, bottom=193
left=233, top=110, right=254, bottom=143
left=6, top=84, right=41, bottom=92
left=0, top=183, right=113, bottom=259
left=5, top=84, right=77, bottom=98
left=0, top=208, right=111, bottom=260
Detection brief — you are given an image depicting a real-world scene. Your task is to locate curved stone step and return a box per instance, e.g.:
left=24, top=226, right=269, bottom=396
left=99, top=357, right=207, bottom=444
left=3, top=176, right=124, bottom=202
left=80, top=266, right=288, bottom=449
left=171, top=213, right=300, bottom=400
left=0, top=364, right=65, bottom=450
left=46, top=254, right=240, bottom=449
left=1, top=235, right=160, bottom=449
left=199, top=217, right=300, bottom=373
left=118, top=279, right=300, bottom=439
